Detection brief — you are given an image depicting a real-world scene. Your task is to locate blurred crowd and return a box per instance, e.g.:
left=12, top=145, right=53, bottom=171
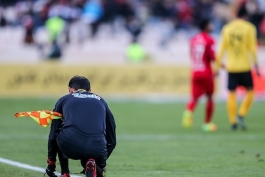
left=1, top=0, right=265, bottom=59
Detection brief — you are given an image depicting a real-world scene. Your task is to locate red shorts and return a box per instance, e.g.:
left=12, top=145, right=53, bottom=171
left=191, top=76, right=214, bottom=98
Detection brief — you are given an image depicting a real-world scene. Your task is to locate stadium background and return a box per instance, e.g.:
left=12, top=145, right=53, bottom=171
left=0, top=0, right=265, bottom=98
left=0, top=0, right=265, bottom=177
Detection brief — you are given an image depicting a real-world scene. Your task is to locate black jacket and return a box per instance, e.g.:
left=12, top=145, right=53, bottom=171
left=48, top=91, right=116, bottom=161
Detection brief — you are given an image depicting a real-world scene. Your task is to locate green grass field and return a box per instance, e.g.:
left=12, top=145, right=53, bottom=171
left=0, top=98, right=264, bottom=177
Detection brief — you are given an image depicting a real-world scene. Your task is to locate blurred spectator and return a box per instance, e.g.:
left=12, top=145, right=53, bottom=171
left=151, top=0, right=178, bottom=47
left=246, top=0, right=264, bottom=39
left=14, top=0, right=35, bottom=44
left=45, top=16, right=65, bottom=58
left=176, top=0, right=194, bottom=30
left=0, top=8, right=7, bottom=27
left=1, top=0, right=265, bottom=57
left=1, top=0, right=18, bottom=6
left=32, top=0, right=52, bottom=30
left=212, top=1, right=230, bottom=34
left=48, top=0, right=80, bottom=43
left=22, top=13, right=34, bottom=44
left=101, top=0, right=117, bottom=23
left=126, top=41, right=147, bottom=63
left=82, top=0, right=103, bottom=38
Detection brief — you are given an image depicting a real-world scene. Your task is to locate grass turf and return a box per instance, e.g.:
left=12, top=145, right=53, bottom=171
left=0, top=98, right=264, bottom=177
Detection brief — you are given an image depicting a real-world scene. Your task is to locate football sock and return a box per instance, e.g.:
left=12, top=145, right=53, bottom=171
left=205, top=98, right=214, bottom=123
left=58, top=149, right=69, bottom=174
left=227, top=91, right=237, bottom=124
left=238, top=90, right=254, bottom=117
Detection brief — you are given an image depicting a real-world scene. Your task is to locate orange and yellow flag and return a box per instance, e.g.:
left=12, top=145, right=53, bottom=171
left=14, top=110, right=63, bottom=128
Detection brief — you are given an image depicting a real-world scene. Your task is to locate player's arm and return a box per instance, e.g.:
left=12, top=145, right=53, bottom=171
left=46, top=97, right=66, bottom=175
left=208, top=39, right=216, bottom=61
left=104, top=102, right=116, bottom=159
left=216, top=28, right=227, bottom=72
left=248, top=25, right=260, bottom=76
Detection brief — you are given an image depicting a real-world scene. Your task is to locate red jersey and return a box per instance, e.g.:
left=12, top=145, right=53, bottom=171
left=190, top=32, right=215, bottom=78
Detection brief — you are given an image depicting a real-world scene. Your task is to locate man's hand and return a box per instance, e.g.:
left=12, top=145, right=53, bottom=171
left=45, top=167, right=57, bottom=177
left=255, top=63, right=261, bottom=77
left=214, top=71, right=219, bottom=77
left=214, top=63, right=225, bottom=77
left=45, top=159, right=57, bottom=177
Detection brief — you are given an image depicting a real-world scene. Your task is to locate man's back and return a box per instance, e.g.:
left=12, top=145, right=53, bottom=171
left=56, top=91, right=107, bottom=135
left=219, top=19, right=257, bottom=72
left=190, top=32, right=215, bottom=77
left=47, top=76, right=116, bottom=177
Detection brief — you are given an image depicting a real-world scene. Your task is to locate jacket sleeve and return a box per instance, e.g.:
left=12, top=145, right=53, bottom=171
left=105, top=103, right=116, bottom=159
left=48, top=119, right=63, bottom=161
left=207, top=38, right=215, bottom=61
left=47, top=98, right=64, bottom=161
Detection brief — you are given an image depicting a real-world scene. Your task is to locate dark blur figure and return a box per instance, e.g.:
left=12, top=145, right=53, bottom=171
left=175, top=0, right=194, bottom=30
left=117, top=0, right=134, bottom=18
left=1, top=0, right=18, bottom=6
left=125, top=15, right=142, bottom=43
left=152, top=0, right=176, bottom=20
left=82, top=0, right=104, bottom=38
left=23, top=12, right=35, bottom=44
left=150, top=0, right=177, bottom=47
left=13, top=0, right=36, bottom=44
left=246, top=0, right=264, bottom=39
left=101, top=0, right=117, bottom=23
left=48, top=0, right=73, bottom=43
left=193, top=0, right=214, bottom=28
left=118, top=0, right=142, bottom=42
left=0, top=10, right=7, bottom=27
left=48, top=40, right=62, bottom=59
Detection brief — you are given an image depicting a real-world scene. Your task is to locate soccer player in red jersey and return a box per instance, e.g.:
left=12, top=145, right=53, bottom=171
left=182, top=19, right=217, bottom=132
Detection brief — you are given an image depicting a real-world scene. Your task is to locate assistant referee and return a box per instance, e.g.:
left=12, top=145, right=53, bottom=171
left=216, top=7, right=260, bottom=131
left=46, top=75, right=116, bottom=177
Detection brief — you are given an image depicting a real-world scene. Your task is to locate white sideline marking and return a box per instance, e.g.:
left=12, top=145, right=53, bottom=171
left=0, top=157, right=82, bottom=177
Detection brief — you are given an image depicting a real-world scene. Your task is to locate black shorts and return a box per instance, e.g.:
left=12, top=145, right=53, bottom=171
left=57, top=127, right=107, bottom=168
left=228, top=71, right=253, bottom=91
